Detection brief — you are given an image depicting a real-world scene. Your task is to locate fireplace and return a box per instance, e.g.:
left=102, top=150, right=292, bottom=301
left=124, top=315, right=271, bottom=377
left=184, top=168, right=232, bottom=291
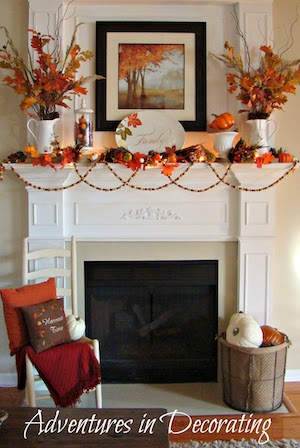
left=85, top=259, right=218, bottom=383
left=8, top=162, right=287, bottom=349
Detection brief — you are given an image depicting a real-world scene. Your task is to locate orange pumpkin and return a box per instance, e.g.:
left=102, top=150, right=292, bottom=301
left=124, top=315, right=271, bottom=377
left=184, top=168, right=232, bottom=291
left=210, top=113, right=235, bottom=131
left=24, top=145, right=36, bottom=154
left=24, top=145, right=39, bottom=158
left=261, top=325, right=285, bottom=346
left=278, top=153, right=293, bottom=163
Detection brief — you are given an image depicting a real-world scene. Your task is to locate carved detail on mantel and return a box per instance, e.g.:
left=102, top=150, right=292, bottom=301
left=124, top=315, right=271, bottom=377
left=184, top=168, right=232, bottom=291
left=121, top=207, right=181, bottom=221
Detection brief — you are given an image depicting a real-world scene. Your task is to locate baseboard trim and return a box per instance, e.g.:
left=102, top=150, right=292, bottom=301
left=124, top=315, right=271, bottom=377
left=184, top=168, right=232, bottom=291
left=0, top=373, right=17, bottom=387
left=285, top=369, right=300, bottom=382
left=0, top=372, right=47, bottom=390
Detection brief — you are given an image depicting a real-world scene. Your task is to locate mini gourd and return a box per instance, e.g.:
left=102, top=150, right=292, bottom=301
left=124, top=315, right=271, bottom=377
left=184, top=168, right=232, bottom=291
left=226, top=312, right=263, bottom=348
left=278, top=153, right=293, bottom=163
left=66, top=314, right=86, bottom=341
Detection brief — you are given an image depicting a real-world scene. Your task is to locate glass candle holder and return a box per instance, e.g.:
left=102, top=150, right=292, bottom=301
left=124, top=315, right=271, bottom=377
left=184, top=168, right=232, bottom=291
left=74, top=99, right=94, bottom=154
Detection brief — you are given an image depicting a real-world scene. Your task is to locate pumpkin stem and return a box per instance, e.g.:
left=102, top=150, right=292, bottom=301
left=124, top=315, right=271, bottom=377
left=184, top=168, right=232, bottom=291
left=233, top=327, right=239, bottom=336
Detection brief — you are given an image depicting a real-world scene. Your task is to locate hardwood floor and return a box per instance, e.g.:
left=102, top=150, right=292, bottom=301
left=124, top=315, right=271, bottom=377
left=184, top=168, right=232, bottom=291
left=0, top=386, right=25, bottom=407
left=168, top=382, right=300, bottom=443
left=0, top=382, right=299, bottom=443
left=284, top=382, right=300, bottom=414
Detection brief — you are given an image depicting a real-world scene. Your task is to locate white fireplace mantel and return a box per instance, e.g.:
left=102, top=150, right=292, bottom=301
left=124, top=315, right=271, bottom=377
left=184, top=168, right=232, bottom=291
left=4, top=161, right=297, bottom=326
left=4, top=161, right=291, bottom=241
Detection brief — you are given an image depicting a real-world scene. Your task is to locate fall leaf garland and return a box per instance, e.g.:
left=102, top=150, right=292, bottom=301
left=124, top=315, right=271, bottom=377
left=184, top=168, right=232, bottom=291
left=2, top=139, right=292, bottom=181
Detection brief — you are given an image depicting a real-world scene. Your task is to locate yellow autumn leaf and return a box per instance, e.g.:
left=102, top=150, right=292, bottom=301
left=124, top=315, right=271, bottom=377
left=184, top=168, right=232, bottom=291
left=20, top=97, right=38, bottom=110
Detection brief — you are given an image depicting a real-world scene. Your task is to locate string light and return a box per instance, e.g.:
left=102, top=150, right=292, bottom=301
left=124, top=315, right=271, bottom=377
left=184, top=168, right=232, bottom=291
left=0, top=160, right=298, bottom=193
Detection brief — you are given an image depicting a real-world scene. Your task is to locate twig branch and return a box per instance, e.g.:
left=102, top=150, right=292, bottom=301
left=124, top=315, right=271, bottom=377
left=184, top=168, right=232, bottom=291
left=55, top=0, right=76, bottom=60
left=278, top=6, right=299, bottom=58
left=231, top=7, right=252, bottom=72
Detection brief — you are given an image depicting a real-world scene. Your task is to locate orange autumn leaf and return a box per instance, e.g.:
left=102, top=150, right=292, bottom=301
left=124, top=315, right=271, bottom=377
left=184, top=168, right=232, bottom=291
left=3, top=75, right=15, bottom=85
left=282, top=84, right=297, bottom=94
left=69, top=44, right=80, bottom=59
left=14, top=85, right=27, bottom=95
left=260, top=45, right=273, bottom=55
left=162, top=163, right=179, bottom=176
left=224, top=41, right=234, bottom=58
left=32, top=158, right=40, bottom=167
left=256, top=152, right=275, bottom=168
left=127, top=113, right=142, bottom=128
left=32, top=155, right=56, bottom=170
left=262, top=152, right=275, bottom=165
left=256, top=157, right=263, bottom=168
left=228, top=85, right=238, bottom=94
left=128, top=152, right=147, bottom=171
left=20, top=97, right=38, bottom=110
left=152, top=153, right=162, bottom=164
left=226, top=73, right=237, bottom=85
left=61, top=147, right=76, bottom=167
left=72, top=84, right=88, bottom=95
left=30, top=32, right=53, bottom=54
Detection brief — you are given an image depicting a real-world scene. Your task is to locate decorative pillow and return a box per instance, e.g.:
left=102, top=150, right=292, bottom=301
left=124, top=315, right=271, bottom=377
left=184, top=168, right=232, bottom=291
left=0, top=278, right=57, bottom=355
left=21, top=298, right=71, bottom=353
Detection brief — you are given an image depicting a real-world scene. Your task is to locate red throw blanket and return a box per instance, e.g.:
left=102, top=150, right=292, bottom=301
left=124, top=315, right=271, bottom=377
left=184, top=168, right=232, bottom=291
left=16, top=342, right=101, bottom=407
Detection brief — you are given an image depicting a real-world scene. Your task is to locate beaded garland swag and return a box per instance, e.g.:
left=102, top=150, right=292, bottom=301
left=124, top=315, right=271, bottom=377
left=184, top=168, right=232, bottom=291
left=0, top=155, right=298, bottom=194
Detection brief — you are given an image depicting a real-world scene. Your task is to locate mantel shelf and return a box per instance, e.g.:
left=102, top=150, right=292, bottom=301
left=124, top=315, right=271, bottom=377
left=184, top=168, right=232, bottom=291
left=2, top=161, right=297, bottom=190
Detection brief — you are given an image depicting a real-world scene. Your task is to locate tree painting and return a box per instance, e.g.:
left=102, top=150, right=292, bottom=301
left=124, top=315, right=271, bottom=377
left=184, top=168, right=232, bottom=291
left=118, top=43, right=184, bottom=110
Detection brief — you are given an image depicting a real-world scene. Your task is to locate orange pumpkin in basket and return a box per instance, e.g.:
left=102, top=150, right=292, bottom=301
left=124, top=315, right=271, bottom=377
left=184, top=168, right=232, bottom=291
left=261, top=325, right=285, bottom=346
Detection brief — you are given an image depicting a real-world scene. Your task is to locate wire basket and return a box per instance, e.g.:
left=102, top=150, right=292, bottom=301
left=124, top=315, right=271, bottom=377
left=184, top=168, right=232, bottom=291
left=220, top=336, right=289, bottom=412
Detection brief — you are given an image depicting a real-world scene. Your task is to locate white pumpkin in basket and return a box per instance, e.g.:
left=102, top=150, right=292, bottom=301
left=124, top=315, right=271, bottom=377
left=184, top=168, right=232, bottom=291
left=66, top=314, right=86, bottom=341
left=226, top=312, right=263, bottom=348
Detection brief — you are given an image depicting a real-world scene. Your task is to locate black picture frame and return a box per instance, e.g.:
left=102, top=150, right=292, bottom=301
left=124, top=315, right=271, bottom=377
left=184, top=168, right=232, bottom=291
left=95, top=21, right=206, bottom=132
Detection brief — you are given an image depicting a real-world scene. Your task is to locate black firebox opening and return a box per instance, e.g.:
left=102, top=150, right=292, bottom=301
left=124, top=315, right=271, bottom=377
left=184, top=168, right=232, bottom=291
left=85, top=260, right=218, bottom=383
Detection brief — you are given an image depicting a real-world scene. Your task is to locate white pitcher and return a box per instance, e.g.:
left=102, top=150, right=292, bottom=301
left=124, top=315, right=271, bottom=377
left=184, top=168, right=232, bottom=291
left=27, top=118, right=60, bottom=154
left=246, top=118, right=277, bottom=154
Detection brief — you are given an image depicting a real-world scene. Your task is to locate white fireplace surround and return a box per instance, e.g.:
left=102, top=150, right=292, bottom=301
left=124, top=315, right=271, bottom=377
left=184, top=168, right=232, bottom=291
left=6, top=161, right=296, bottom=327
left=15, top=0, right=286, bottom=328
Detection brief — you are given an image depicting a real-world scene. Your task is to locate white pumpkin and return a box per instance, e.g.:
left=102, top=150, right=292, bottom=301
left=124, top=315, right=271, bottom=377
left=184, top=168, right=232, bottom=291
left=226, top=312, right=263, bottom=348
left=66, top=314, right=86, bottom=341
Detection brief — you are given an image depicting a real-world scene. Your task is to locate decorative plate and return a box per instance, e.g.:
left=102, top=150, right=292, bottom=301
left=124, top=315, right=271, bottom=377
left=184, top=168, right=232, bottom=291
left=115, top=111, right=185, bottom=153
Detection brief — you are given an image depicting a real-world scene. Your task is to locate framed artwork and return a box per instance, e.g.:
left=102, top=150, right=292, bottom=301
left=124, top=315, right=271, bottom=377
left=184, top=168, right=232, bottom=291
left=95, top=21, right=206, bottom=132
